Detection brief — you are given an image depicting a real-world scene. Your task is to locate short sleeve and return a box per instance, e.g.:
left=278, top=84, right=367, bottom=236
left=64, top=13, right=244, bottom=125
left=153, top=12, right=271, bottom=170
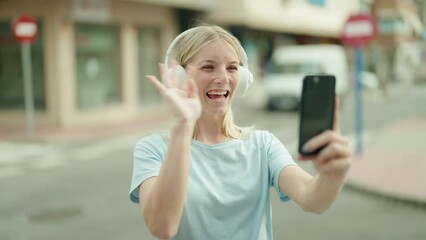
left=129, top=134, right=167, bottom=203
left=264, top=131, right=296, bottom=202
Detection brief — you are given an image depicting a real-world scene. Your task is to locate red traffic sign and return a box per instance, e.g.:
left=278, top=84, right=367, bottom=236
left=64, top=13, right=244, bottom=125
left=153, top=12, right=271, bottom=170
left=12, top=14, right=38, bottom=44
left=341, top=13, right=376, bottom=47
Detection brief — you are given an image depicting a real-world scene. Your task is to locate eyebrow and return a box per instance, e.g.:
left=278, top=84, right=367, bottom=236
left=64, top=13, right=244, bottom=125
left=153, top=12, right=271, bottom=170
left=198, top=59, right=239, bottom=65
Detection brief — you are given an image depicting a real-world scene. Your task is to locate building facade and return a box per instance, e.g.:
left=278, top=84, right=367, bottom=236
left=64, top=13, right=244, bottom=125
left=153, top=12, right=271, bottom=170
left=371, top=0, right=422, bottom=86
left=0, top=0, right=359, bottom=137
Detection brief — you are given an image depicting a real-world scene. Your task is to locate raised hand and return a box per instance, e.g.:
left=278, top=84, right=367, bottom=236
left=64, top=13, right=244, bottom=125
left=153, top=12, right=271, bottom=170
left=298, top=97, right=352, bottom=180
left=146, top=64, right=202, bottom=127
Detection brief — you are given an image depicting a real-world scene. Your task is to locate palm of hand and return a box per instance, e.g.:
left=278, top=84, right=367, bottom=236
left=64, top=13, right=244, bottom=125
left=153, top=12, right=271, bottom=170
left=146, top=64, right=202, bottom=125
left=162, top=87, right=202, bottom=125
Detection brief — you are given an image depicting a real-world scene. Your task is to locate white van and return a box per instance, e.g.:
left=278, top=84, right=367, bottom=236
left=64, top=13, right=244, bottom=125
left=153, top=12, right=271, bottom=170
left=263, top=44, right=349, bottom=110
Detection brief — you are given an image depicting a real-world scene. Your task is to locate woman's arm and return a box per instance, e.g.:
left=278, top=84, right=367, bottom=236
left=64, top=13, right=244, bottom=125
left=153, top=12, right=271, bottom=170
left=279, top=97, right=352, bottom=213
left=279, top=138, right=351, bottom=214
left=139, top=123, right=194, bottom=239
left=138, top=65, right=201, bottom=239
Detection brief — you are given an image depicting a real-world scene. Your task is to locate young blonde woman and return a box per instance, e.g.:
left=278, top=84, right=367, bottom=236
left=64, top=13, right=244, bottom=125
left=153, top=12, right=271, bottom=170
left=129, top=24, right=352, bottom=240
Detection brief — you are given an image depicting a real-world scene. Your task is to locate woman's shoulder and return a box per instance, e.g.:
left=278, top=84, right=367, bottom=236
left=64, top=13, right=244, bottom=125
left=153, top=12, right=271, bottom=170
left=136, top=133, right=168, bottom=148
left=246, top=129, right=273, bottom=138
left=242, top=129, right=277, bottom=143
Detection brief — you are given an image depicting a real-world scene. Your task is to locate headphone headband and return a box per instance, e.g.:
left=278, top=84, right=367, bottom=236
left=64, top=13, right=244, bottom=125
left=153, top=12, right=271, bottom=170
left=164, top=27, right=249, bottom=69
left=164, top=28, right=196, bottom=67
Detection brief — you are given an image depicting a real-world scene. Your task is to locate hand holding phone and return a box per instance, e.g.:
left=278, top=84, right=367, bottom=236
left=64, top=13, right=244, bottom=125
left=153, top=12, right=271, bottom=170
left=298, top=75, right=336, bottom=157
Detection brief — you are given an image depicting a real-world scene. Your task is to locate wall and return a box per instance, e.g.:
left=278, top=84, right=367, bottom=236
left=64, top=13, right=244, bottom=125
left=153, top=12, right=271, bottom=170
left=0, top=0, right=176, bottom=131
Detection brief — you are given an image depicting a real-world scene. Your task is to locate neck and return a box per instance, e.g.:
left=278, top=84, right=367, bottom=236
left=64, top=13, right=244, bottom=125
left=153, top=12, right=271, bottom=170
left=195, top=114, right=227, bottom=144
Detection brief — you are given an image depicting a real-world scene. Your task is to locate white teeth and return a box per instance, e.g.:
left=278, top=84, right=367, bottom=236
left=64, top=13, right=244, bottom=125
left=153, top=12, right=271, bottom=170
left=207, top=90, right=227, bottom=95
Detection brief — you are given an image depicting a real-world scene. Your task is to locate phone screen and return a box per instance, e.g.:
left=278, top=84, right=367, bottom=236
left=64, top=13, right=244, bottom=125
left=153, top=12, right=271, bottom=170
left=298, top=75, right=335, bottom=156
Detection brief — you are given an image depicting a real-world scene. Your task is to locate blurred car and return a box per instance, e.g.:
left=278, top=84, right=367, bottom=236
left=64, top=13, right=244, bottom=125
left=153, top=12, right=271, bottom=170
left=263, top=44, right=349, bottom=111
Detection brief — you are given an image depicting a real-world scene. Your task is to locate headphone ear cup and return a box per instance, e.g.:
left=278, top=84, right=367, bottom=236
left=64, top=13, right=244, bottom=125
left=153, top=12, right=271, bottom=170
left=166, top=65, right=186, bottom=87
left=236, top=66, right=253, bottom=98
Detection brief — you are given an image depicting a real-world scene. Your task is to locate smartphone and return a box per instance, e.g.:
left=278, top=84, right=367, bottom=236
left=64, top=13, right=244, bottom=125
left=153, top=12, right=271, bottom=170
left=298, top=75, right=336, bottom=157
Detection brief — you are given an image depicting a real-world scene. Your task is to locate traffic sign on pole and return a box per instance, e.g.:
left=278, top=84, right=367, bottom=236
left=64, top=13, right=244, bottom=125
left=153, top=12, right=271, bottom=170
left=341, top=13, right=376, bottom=47
left=12, top=14, right=38, bottom=44
left=12, top=14, right=38, bottom=137
left=341, top=13, right=377, bottom=154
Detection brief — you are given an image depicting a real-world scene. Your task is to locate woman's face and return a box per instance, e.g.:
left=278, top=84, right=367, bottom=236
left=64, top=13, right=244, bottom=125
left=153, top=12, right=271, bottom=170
left=186, top=39, right=239, bottom=117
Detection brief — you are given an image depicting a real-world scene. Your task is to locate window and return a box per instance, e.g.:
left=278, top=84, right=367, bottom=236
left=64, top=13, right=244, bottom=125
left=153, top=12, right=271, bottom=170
left=308, top=0, right=326, bottom=6
left=378, top=18, right=409, bottom=35
left=137, top=27, right=161, bottom=106
left=75, top=23, right=120, bottom=109
left=0, top=21, right=45, bottom=110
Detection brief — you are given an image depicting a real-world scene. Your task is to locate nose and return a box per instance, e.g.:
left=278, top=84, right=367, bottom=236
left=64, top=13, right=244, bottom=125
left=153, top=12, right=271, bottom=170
left=213, top=67, right=230, bottom=84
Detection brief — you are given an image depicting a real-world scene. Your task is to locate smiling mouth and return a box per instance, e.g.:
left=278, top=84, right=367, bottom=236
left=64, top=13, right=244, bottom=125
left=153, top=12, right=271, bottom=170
left=206, top=90, right=230, bottom=99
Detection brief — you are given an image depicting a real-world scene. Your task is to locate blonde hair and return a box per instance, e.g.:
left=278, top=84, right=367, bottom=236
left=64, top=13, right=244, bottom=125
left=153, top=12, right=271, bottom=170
left=169, top=24, right=253, bottom=139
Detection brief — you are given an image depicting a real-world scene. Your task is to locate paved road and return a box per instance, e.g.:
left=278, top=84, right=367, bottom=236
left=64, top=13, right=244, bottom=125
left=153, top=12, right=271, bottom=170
left=1, top=83, right=426, bottom=240
left=240, top=83, right=426, bottom=239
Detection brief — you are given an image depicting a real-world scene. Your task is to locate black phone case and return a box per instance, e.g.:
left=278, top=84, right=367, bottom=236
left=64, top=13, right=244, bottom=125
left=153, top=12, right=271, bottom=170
left=298, top=75, right=336, bottom=156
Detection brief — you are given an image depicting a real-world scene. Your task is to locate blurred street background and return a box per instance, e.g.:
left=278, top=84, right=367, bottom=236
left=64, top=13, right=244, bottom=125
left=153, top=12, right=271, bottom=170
left=1, top=80, right=426, bottom=240
left=1, top=0, right=426, bottom=239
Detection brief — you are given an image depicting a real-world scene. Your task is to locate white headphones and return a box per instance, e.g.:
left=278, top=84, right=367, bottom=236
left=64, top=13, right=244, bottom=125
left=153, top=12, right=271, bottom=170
left=164, top=27, right=254, bottom=98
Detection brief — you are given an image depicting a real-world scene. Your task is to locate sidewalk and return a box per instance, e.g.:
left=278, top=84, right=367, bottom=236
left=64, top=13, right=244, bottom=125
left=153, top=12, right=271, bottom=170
left=346, top=116, right=426, bottom=205
left=1, top=85, right=426, bottom=205
left=0, top=111, right=169, bottom=143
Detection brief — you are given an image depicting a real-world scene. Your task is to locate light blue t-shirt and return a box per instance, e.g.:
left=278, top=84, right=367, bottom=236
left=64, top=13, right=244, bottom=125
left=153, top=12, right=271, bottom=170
left=129, top=130, right=296, bottom=240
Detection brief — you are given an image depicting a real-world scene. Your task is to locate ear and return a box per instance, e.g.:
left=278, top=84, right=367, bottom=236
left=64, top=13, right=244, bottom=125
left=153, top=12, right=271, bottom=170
left=236, top=66, right=253, bottom=98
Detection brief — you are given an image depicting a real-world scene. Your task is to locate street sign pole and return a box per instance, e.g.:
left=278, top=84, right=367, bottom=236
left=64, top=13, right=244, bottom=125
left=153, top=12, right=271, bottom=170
left=12, top=14, right=38, bottom=137
left=355, top=46, right=363, bottom=154
left=21, top=42, right=35, bottom=137
left=341, top=13, right=377, bottom=155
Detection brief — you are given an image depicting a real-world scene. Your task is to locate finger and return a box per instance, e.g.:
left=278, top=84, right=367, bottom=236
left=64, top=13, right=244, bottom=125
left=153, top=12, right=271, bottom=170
left=169, top=65, right=180, bottom=88
left=169, top=60, right=184, bottom=88
left=297, top=154, right=317, bottom=161
left=146, top=75, right=167, bottom=95
left=174, top=65, right=187, bottom=89
left=186, top=77, right=199, bottom=99
left=316, top=141, right=351, bottom=164
left=159, top=63, right=172, bottom=87
left=181, top=64, right=198, bottom=98
left=298, top=137, right=349, bottom=162
left=303, top=130, right=346, bottom=154
left=298, top=134, right=350, bottom=162
left=333, top=96, right=341, bottom=133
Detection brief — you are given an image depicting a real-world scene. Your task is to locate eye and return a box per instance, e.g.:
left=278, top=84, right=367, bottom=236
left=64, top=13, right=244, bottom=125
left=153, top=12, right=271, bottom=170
left=227, top=65, right=238, bottom=72
left=201, top=65, right=214, bottom=71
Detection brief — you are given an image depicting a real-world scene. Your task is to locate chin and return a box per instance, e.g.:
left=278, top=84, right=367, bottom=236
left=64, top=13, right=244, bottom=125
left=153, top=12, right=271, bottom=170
left=202, top=105, right=229, bottom=117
